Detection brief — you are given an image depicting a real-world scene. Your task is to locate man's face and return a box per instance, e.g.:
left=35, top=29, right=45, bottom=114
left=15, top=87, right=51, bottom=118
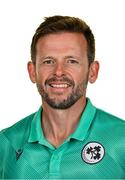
left=29, top=32, right=95, bottom=109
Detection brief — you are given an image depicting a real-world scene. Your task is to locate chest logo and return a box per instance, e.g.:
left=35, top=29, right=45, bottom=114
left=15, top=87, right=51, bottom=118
left=81, top=142, right=105, bottom=164
left=16, top=149, right=23, bottom=161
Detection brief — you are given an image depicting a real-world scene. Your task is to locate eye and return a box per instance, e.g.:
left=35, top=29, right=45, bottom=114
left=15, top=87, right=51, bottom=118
left=67, top=59, right=79, bottom=64
left=43, top=59, right=54, bottom=64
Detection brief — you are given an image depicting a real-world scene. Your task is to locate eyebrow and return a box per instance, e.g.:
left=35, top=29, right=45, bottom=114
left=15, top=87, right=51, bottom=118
left=39, top=55, right=80, bottom=61
left=39, top=56, right=55, bottom=61
left=64, top=55, right=78, bottom=59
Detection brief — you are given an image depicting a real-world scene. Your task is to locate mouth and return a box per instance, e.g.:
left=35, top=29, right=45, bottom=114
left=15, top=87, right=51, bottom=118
left=47, top=82, right=72, bottom=95
left=45, top=77, right=74, bottom=94
left=49, top=83, right=71, bottom=88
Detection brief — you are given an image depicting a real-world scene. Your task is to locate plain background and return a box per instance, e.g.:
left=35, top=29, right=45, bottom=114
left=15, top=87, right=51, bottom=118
left=0, top=0, right=125, bottom=130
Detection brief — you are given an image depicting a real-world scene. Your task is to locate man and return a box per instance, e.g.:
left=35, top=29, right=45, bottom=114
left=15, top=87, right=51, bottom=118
left=0, top=15, right=125, bottom=179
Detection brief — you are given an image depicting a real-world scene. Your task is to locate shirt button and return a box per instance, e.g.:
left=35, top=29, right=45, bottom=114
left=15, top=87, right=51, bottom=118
left=53, top=155, right=59, bottom=160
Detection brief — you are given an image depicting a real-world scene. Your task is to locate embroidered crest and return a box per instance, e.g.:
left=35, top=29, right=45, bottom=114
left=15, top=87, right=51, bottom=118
left=82, top=142, right=105, bottom=164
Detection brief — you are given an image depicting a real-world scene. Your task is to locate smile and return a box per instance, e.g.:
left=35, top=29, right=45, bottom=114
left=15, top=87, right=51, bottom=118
left=49, top=83, right=71, bottom=88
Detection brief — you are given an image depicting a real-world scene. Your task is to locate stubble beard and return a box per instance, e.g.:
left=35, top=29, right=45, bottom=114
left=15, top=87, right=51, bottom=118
left=36, top=77, right=88, bottom=110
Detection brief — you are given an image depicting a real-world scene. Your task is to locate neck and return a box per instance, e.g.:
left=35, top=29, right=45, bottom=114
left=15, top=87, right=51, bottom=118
left=41, top=97, right=87, bottom=148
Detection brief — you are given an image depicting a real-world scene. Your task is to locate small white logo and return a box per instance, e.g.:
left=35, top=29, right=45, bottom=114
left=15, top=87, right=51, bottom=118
left=82, top=142, right=105, bottom=164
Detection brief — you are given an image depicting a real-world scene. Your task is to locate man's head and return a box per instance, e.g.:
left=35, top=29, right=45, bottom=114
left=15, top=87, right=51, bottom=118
left=28, top=15, right=99, bottom=109
left=31, top=15, right=95, bottom=66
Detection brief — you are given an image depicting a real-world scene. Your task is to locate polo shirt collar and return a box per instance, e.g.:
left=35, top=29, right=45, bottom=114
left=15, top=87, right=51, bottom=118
left=28, top=107, right=54, bottom=149
left=70, top=98, right=96, bottom=141
left=28, top=107, right=43, bottom=143
left=28, top=98, right=96, bottom=144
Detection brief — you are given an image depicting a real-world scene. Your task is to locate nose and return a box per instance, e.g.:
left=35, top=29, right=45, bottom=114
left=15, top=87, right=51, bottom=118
left=54, top=63, right=65, bottom=77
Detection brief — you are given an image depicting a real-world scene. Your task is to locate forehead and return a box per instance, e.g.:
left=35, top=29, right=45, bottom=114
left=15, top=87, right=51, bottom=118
left=36, top=32, right=87, bottom=54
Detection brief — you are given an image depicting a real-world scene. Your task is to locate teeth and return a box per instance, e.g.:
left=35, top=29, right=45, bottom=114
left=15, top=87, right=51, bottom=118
left=50, top=84, right=69, bottom=88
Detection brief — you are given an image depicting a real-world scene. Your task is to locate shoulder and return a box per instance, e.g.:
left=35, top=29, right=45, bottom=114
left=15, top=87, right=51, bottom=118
left=94, top=108, right=125, bottom=135
left=0, top=111, right=39, bottom=173
left=0, top=112, right=35, bottom=135
left=0, top=112, right=36, bottom=150
left=96, top=108, right=125, bottom=125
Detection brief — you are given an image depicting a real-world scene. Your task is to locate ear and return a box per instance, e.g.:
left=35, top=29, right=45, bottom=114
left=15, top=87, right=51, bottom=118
left=88, top=61, right=99, bottom=84
left=27, top=61, right=36, bottom=83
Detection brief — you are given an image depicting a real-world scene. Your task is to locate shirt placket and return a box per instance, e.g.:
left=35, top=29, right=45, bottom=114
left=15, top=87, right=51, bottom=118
left=48, top=143, right=69, bottom=179
left=49, top=150, right=63, bottom=179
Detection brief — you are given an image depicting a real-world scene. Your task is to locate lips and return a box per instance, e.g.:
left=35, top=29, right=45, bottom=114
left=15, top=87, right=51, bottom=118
left=45, top=77, right=74, bottom=89
left=49, top=83, right=71, bottom=88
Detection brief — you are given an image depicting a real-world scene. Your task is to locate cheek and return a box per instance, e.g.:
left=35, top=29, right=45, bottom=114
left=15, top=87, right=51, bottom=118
left=73, top=70, right=88, bottom=84
left=35, top=71, right=45, bottom=84
left=36, top=68, right=51, bottom=85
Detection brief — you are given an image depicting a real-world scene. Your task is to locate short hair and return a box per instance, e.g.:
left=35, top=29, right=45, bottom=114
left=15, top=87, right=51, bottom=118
left=31, top=15, right=95, bottom=65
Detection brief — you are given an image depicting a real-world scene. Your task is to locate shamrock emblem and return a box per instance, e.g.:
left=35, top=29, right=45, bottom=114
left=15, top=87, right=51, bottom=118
left=82, top=142, right=105, bottom=164
left=86, top=145, right=101, bottom=160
